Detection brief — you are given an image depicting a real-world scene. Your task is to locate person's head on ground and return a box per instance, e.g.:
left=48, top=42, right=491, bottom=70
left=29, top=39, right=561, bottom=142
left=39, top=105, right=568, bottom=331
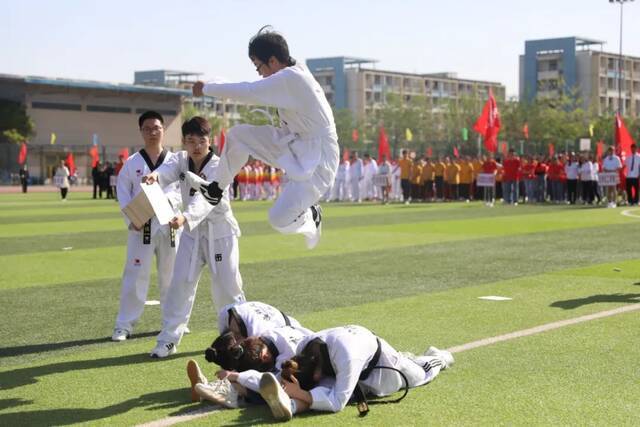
left=204, top=331, right=243, bottom=370
left=182, top=116, right=212, bottom=163
left=281, top=339, right=335, bottom=390
left=138, top=111, right=165, bottom=147
left=249, top=26, right=295, bottom=78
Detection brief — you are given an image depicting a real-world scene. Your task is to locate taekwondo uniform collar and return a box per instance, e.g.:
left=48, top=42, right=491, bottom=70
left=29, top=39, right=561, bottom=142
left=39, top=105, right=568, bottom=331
left=188, top=151, right=214, bottom=175
left=139, top=148, right=168, bottom=171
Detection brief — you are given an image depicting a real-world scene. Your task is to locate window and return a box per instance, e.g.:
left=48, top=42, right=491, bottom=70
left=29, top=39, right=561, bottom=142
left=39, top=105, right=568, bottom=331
left=31, top=101, right=81, bottom=111
left=374, top=92, right=381, bottom=102
left=87, top=105, right=131, bottom=113
left=548, top=60, right=558, bottom=71
left=374, top=75, right=381, bottom=85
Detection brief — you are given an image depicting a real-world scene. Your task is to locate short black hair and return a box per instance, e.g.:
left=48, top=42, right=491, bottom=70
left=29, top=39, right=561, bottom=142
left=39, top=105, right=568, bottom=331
left=181, top=116, right=211, bottom=138
left=138, top=110, right=164, bottom=128
left=248, top=26, right=296, bottom=66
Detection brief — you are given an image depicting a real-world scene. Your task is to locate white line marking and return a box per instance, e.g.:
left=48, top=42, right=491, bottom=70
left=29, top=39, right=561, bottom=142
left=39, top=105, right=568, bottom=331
left=447, top=303, right=640, bottom=353
left=137, top=406, right=223, bottom=427
left=621, top=208, right=640, bottom=218
left=139, top=303, right=640, bottom=426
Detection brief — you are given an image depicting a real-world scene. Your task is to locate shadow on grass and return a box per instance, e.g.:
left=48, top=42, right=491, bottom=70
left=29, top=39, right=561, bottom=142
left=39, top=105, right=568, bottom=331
left=0, top=388, right=189, bottom=426
left=0, top=350, right=200, bottom=391
left=0, top=331, right=159, bottom=358
left=217, top=405, right=335, bottom=426
left=550, top=293, right=640, bottom=309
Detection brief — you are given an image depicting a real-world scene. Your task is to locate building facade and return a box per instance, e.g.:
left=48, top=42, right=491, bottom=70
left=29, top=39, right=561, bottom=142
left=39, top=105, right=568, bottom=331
left=306, top=56, right=506, bottom=120
left=519, top=36, right=640, bottom=116
left=0, top=74, right=187, bottom=183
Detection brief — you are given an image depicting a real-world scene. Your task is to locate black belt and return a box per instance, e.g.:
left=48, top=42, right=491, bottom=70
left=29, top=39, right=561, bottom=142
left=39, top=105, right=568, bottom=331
left=359, top=339, right=382, bottom=381
left=280, top=311, right=292, bottom=327
left=143, top=220, right=175, bottom=247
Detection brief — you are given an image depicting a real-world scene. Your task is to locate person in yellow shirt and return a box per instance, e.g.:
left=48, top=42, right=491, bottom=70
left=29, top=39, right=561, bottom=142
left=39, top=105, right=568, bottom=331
left=459, top=156, right=474, bottom=202
left=434, top=157, right=446, bottom=201
left=411, top=159, right=424, bottom=201
left=422, top=158, right=435, bottom=201
left=398, top=150, right=413, bottom=204
left=445, top=157, right=461, bottom=201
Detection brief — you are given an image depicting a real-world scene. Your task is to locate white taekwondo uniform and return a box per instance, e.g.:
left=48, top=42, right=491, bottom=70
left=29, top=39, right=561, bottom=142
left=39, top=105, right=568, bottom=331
left=298, top=325, right=448, bottom=413
left=332, top=160, right=350, bottom=201
left=154, top=150, right=245, bottom=346
left=217, top=301, right=304, bottom=336
left=349, top=158, right=363, bottom=202
left=113, top=149, right=182, bottom=334
left=202, top=63, right=339, bottom=246
left=363, top=158, right=379, bottom=200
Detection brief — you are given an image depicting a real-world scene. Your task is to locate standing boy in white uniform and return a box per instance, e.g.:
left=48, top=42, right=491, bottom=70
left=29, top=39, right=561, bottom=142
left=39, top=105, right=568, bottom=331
left=145, top=117, right=245, bottom=358
left=192, top=27, right=339, bottom=250
left=111, top=111, right=182, bottom=342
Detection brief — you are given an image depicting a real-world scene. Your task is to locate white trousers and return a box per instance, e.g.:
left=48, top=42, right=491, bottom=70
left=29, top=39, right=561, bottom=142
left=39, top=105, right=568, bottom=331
left=156, top=233, right=245, bottom=345
left=351, top=178, right=361, bottom=202
left=114, top=228, right=178, bottom=332
left=360, top=339, right=445, bottom=397
left=215, top=124, right=338, bottom=238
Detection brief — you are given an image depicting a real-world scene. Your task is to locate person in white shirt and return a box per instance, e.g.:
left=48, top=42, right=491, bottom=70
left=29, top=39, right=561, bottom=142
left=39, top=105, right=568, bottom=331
left=625, top=144, right=640, bottom=205
left=578, top=154, right=595, bottom=204
left=564, top=152, right=579, bottom=204
left=362, top=154, right=379, bottom=200
left=603, top=146, right=623, bottom=208
left=144, top=117, right=245, bottom=358
left=191, top=27, right=338, bottom=250
left=376, top=156, right=392, bottom=204
left=590, top=154, right=602, bottom=204
left=349, top=152, right=363, bottom=202
left=53, top=160, right=70, bottom=201
left=259, top=325, right=453, bottom=420
left=111, top=111, right=182, bottom=342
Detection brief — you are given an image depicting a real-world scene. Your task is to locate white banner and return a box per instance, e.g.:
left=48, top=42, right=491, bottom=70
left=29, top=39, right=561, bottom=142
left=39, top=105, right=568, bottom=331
left=109, top=175, right=117, bottom=187
left=476, top=173, right=496, bottom=187
left=598, top=172, right=620, bottom=186
left=53, top=176, right=64, bottom=187
left=579, top=138, right=591, bottom=151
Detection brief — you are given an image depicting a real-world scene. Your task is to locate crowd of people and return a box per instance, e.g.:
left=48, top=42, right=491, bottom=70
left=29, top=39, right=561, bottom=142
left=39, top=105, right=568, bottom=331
left=314, top=144, right=639, bottom=209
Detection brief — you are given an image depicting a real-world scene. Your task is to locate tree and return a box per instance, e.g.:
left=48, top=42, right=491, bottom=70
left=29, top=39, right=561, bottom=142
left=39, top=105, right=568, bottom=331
left=0, top=100, right=34, bottom=144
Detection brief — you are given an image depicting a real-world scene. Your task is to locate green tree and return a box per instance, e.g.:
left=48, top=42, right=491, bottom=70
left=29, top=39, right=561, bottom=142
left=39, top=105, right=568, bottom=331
left=0, top=100, right=34, bottom=144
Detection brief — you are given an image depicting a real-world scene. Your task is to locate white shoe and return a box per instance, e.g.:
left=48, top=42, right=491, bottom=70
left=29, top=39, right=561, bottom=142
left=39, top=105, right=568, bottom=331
left=187, top=359, right=208, bottom=402
left=195, top=380, right=241, bottom=408
left=150, top=342, right=177, bottom=358
left=259, top=373, right=292, bottom=421
left=424, top=346, right=455, bottom=370
left=111, top=328, right=130, bottom=342
left=305, top=205, right=322, bottom=250
left=183, top=326, right=191, bottom=335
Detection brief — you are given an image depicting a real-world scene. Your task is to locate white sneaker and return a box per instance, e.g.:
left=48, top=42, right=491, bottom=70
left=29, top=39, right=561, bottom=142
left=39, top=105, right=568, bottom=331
left=424, top=346, right=455, bottom=370
left=305, top=205, right=322, bottom=250
left=150, top=342, right=177, bottom=358
left=259, top=373, right=292, bottom=421
left=187, top=359, right=208, bottom=402
left=195, top=380, right=241, bottom=409
left=111, top=328, right=130, bottom=342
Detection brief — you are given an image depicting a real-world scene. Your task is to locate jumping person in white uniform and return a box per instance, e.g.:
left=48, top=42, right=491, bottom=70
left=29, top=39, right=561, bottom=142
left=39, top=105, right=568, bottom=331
left=191, top=27, right=339, bottom=250
left=259, top=325, right=453, bottom=420
left=111, top=111, right=182, bottom=342
left=144, top=117, right=245, bottom=358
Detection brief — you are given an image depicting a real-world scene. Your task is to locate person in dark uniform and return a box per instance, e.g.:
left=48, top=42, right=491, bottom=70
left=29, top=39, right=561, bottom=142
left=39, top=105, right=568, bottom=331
left=19, top=165, right=29, bottom=193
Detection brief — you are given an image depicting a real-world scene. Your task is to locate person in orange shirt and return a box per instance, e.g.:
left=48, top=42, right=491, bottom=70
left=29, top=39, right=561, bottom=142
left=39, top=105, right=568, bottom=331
left=422, top=157, right=435, bottom=201
left=433, top=157, right=446, bottom=201
left=472, top=155, right=483, bottom=200
left=458, top=156, right=474, bottom=202
left=445, top=157, right=461, bottom=201
left=398, top=150, right=413, bottom=204
left=411, top=159, right=424, bottom=201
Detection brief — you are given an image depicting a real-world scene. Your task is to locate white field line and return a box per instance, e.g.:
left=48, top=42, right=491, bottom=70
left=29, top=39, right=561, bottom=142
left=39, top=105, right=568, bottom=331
left=621, top=208, right=640, bottom=219
left=138, top=303, right=640, bottom=427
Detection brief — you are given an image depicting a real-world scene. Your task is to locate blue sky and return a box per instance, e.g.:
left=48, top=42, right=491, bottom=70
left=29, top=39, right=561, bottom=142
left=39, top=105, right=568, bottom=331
left=2, top=0, right=639, bottom=97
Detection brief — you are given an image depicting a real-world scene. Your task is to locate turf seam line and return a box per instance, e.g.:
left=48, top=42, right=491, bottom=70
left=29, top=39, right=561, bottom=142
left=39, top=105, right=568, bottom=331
left=446, top=303, right=640, bottom=353
left=137, top=303, right=640, bottom=427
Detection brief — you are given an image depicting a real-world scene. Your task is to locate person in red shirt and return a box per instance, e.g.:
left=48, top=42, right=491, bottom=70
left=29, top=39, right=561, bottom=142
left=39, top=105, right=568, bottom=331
left=533, top=155, right=548, bottom=202
left=521, top=156, right=537, bottom=203
left=502, top=149, right=521, bottom=205
left=481, top=154, right=498, bottom=206
left=547, top=156, right=565, bottom=203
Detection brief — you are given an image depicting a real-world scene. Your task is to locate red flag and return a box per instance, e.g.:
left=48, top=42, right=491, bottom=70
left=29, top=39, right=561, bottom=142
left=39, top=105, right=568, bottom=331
left=615, top=113, right=635, bottom=156
left=377, top=126, right=391, bottom=162
left=65, top=152, right=76, bottom=176
left=18, top=142, right=28, bottom=165
left=548, top=143, right=555, bottom=157
left=523, top=123, right=529, bottom=140
left=342, top=148, right=350, bottom=162
left=596, top=140, right=605, bottom=160
left=453, top=146, right=459, bottom=158
left=500, top=142, right=508, bottom=158
left=89, top=146, right=100, bottom=168
left=352, top=129, right=359, bottom=143
left=473, top=88, right=501, bottom=153
left=427, top=147, right=433, bottom=158
left=118, top=148, right=129, bottom=160
left=219, top=129, right=226, bottom=155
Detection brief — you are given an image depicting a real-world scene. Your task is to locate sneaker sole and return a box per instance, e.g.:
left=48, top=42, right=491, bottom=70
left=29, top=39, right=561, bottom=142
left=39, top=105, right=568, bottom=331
left=187, top=360, right=206, bottom=402
left=259, top=374, right=292, bottom=421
